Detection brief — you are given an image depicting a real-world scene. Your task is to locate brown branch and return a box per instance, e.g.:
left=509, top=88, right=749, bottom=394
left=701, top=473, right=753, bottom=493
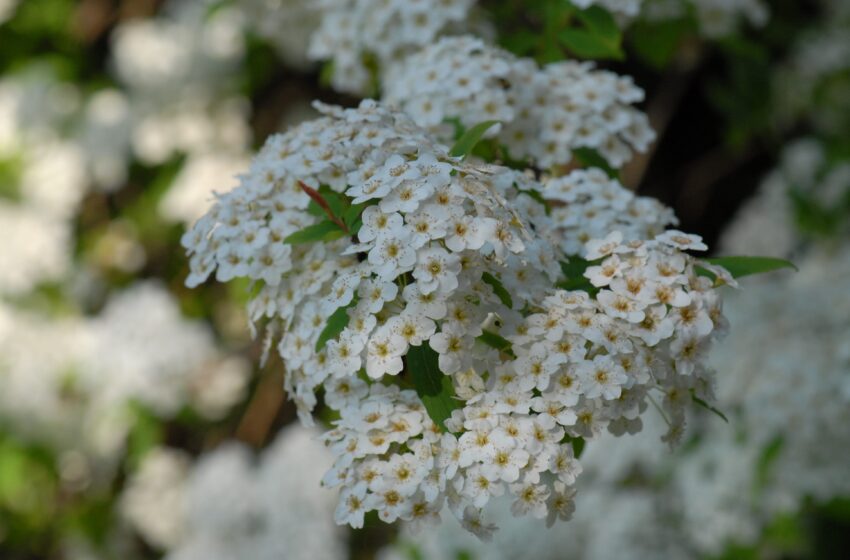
left=298, top=181, right=350, bottom=233
left=235, top=353, right=287, bottom=449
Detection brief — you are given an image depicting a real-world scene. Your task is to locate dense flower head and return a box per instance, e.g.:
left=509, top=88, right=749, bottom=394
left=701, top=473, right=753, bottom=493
left=307, top=0, right=477, bottom=94
left=383, top=36, right=654, bottom=169
left=183, top=99, right=561, bottom=418
left=183, top=100, right=730, bottom=534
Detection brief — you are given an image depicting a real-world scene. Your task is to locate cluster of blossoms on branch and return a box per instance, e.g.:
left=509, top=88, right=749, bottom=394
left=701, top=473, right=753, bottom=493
left=384, top=36, right=654, bottom=169
left=307, top=0, right=478, bottom=94
left=183, top=100, right=732, bottom=535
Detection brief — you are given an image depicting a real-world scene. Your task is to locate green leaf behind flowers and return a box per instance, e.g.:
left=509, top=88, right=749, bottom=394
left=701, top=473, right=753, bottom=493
left=406, top=342, right=462, bottom=432
left=481, top=272, right=514, bottom=309
left=559, top=5, right=624, bottom=61
left=702, top=256, right=797, bottom=279
left=315, top=297, right=358, bottom=352
left=558, top=257, right=600, bottom=295
left=283, top=220, right=346, bottom=244
left=450, top=121, right=500, bottom=159
left=477, top=329, right=516, bottom=358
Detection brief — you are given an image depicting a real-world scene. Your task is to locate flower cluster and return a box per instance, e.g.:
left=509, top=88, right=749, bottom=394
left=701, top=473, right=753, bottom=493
left=183, top=99, right=560, bottom=419
left=322, top=225, right=729, bottom=534
left=121, top=425, right=346, bottom=560
left=242, top=0, right=319, bottom=69
left=0, top=68, right=88, bottom=295
left=98, top=0, right=250, bottom=188
left=0, top=283, right=250, bottom=472
left=383, top=36, right=654, bottom=169
left=307, top=0, right=477, bottom=94
left=184, top=100, right=730, bottom=534
left=543, top=168, right=678, bottom=255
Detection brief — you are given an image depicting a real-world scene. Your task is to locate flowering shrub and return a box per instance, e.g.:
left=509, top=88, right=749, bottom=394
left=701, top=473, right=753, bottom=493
left=1, top=0, right=841, bottom=558
left=383, top=36, right=654, bottom=168
left=181, top=99, right=743, bottom=534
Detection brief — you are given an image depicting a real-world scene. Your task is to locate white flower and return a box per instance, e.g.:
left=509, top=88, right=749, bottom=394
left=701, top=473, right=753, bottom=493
left=579, top=356, right=628, bottom=401
left=365, top=327, right=406, bottom=378
left=413, top=245, right=461, bottom=294
left=509, top=482, right=550, bottom=519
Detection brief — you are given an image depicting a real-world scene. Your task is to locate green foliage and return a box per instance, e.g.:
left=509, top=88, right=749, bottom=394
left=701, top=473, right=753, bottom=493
left=307, top=185, right=349, bottom=219
left=319, top=61, right=336, bottom=88
left=315, top=297, right=358, bottom=352
left=755, top=435, right=784, bottom=492
left=481, top=272, right=513, bottom=309
left=477, top=329, right=515, bottom=357
left=0, top=436, right=58, bottom=542
left=125, top=404, right=165, bottom=470
left=572, top=147, right=619, bottom=178
left=629, top=18, right=693, bottom=69
left=560, top=6, right=624, bottom=60
left=707, top=37, right=774, bottom=148
left=302, top=183, right=369, bottom=236
left=702, top=256, right=797, bottom=278
left=0, top=154, right=23, bottom=201
left=283, top=219, right=347, bottom=244
left=562, top=435, right=586, bottom=458
left=558, top=257, right=599, bottom=294
left=406, top=343, right=462, bottom=432
left=691, top=391, right=729, bottom=423
left=450, top=120, right=501, bottom=159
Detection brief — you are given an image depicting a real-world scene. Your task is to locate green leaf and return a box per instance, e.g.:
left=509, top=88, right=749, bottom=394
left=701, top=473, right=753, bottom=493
left=755, top=435, right=784, bottom=491
left=575, top=6, right=620, bottom=42
left=407, top=342, right=462, bottom=431
left=559, top=29, right=623, bottom=60
left=557, top=257, right=600, bottom=294
left=481, top=272, right=513, bottom=309
left=450, top=120, right=500, bottom=159
left=630, top=19, right=690, bottom=69
left=703, top=256, right=797, bottom=279
left=126, top=404, right=164, bottom=469
left=691, top=393, right=729, bottom=423
left=500, top=30, right=540, bottom=56
left=572, top=147, right=618, bottom=178
left=315, top=298, right=357, bottom=352
left=571, top=436, right=586, bottom=459
left=283, top=220, right=345, bottom=245
left=319, top=61, right=335, bottom=88
left=342, top=201, right=370, bottom=229
left=477, top=330, right=515, bottom=357
left=307, top=185, right=349, bottom=219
